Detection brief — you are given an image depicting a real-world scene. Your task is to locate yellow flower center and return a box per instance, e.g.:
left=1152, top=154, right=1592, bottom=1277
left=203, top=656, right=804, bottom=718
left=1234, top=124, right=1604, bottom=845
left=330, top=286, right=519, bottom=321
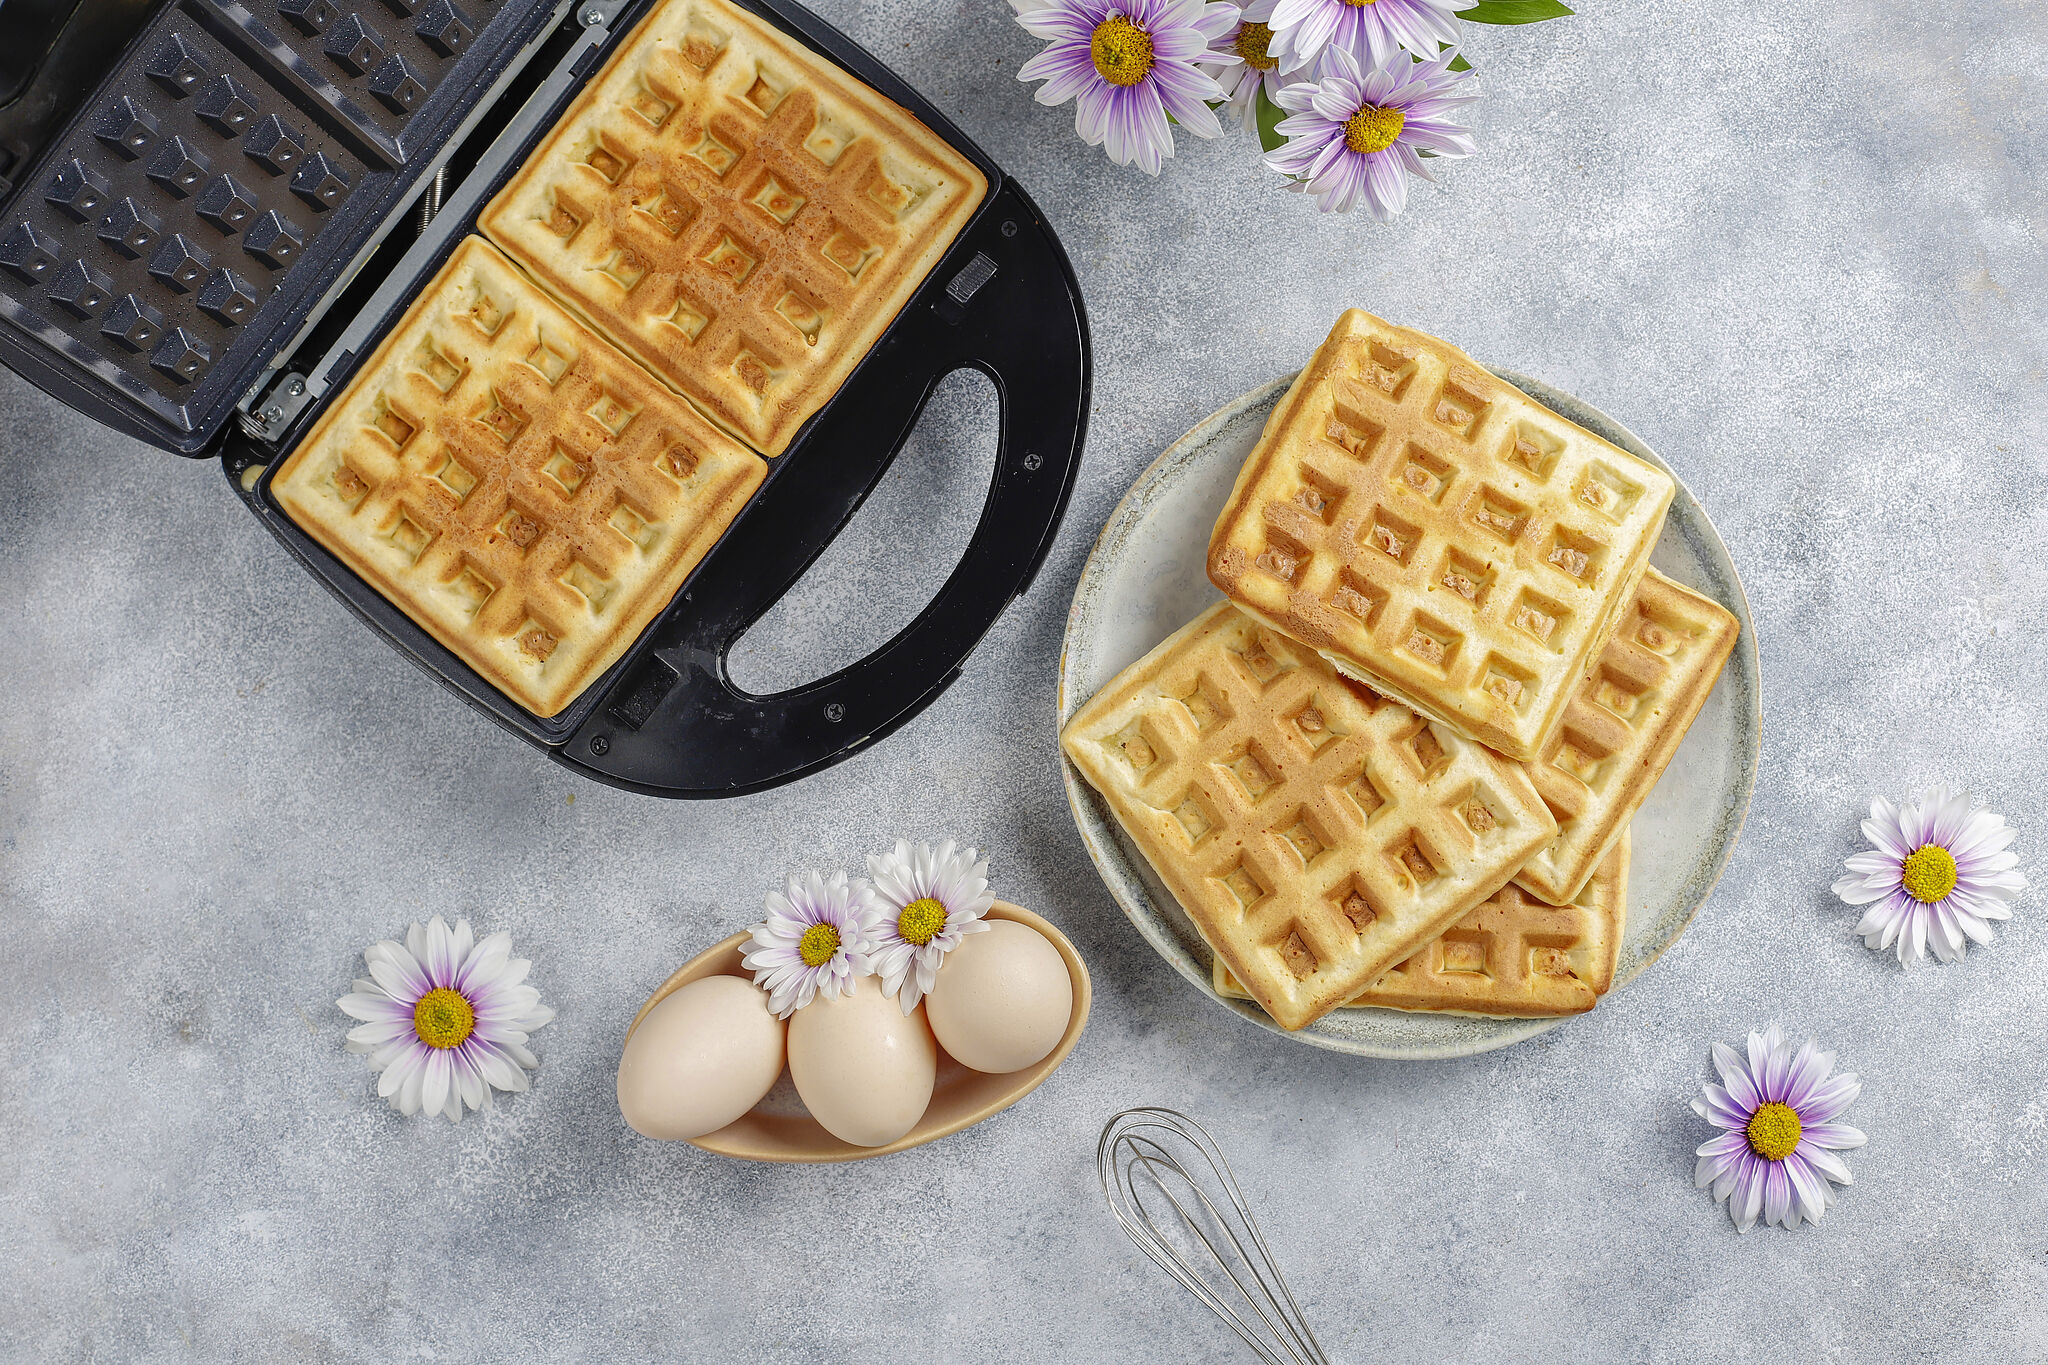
left=797, top=922, right=842, bottom=967
left=897, top=897, right=949, bottom=947
left=1746, top=1101, right=1802, bottom=1162
left=1344, top=104, right=1405, bottom=155
left=1090, top=15, right=1154, bottom=87
left=1342, top=0, right=1378, bottom=7
left=1235, top=21, right=1277, bottom=70
left=1901, top=845, right=1958, bottom=904
left=413, top=987, right=475, bottom=1050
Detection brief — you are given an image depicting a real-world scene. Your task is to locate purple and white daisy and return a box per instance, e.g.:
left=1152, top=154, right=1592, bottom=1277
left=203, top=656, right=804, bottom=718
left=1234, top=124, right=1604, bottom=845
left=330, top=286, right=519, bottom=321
left=742, top=870, right=883, bottom=1018
left=1263, top=45, right=1477, bottom=218
left=1204, top=2, right=1286, bottom=130
left=1833, top=784, right=2026, bottom=968
left=1264, top=0, right=1459, bottom=75
left=1691, top=1025, right=1866, bottom=1233
left=867, top=839, right=996, bottom=1014
left=1014, top=0, right=1241, bottom=175
left=337, top=915, right=555, bottom=1124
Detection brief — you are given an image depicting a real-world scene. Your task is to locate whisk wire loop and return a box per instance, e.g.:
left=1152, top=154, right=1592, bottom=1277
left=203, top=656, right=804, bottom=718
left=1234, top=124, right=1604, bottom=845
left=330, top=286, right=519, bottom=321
left=1123, top=1136, right=1303, bottom=1353
left=1097, top=1108, right=1330, bottom=1365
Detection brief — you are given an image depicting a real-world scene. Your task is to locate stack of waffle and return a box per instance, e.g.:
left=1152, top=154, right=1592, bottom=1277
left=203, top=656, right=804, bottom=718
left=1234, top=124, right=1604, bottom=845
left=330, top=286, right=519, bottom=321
left=1061, top=311, right=1739, bottom=1031
left=270, top=0, right=986, bottom=716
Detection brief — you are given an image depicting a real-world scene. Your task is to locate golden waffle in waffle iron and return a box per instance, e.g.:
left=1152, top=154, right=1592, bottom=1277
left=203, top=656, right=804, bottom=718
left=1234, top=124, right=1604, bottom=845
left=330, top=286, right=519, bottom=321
left=271, top=236, right=767, bottom=717
left=1214, top=830, right=1629, bottom=1018
left=479, top=0, right=987, bottom=455
left=1207, top=310, right=1677, bottom=762
left=1059, top=601, right=1556, bottom=1031
left=1514, top=568, right=1738, bottom=903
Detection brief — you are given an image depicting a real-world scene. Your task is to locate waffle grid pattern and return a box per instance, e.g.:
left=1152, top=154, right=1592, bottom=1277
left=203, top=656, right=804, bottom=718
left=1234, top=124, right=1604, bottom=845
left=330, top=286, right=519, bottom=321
left=1216, top=829, right=1630, bottom=1018
left=1515, top=569, right=1739, bottom=903
left=1208, top=309, right=1677, bottom=761
left=1061, top=602, right=1554, bottom=1030
left=271, top=237, right=765, bottom=715
left=481, top=0, right=985, bottom=454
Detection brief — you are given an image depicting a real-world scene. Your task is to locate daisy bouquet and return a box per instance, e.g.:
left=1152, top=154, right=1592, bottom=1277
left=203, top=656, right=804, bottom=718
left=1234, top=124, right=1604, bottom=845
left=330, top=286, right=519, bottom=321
left=1011, top=0, right=1572, bottom=219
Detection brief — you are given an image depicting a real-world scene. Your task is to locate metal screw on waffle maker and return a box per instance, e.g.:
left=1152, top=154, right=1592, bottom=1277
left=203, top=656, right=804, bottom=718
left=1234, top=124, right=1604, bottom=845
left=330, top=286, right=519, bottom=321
left=0, top=0, right=1090, bottom=796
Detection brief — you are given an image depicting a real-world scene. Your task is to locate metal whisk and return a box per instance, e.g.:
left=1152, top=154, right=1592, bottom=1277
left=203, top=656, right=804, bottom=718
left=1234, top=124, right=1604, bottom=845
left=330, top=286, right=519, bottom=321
left=1097, top=1108, right=1330, bottom=1365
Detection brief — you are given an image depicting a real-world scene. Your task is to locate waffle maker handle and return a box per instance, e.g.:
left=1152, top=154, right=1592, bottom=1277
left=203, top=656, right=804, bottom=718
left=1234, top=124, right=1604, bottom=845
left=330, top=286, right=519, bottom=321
left=557, top=179, right=1089, bottom=797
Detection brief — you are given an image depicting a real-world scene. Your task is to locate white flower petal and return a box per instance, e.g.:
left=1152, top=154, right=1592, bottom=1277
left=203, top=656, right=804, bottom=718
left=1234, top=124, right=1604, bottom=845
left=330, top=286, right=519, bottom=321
left=459, top=932, right=514, bottom=990
left=1861, top=797, right=1908, bottom=858
left=1904, top=909, right=1928, bottom=966
left=1797, top=1143, right=1853, bottom=1185
left=1803, top=1122, right=1866, bottom=1150
left=337, top=992, right=407, bottom=1023
left=396, top=1061, right=426, bottom=1116
left=453, top=1055, right=486, bottom=1112
left=1833, top=871, right=1897, bottom=905
left=1841, top=850, right=1901, bottom=877
left=421, top=1050, right=451, bottom=1119
left=1695, top=1130, right=1747, bottom=1160
left=378, top=1046, right=422, bottom=1098
left=347, top=1019, right=416, bottom=1047
left=367, top=955, right=423, bottom=1003
left=472, top=1041, right=529, bottom=1092
left=1735, top=1163, right=1764, bottom=1232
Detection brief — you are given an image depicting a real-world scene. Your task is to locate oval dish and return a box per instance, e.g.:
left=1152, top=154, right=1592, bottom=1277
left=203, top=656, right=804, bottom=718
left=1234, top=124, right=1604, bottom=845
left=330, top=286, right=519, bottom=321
left=626, top=901, right=1092, bottom=1162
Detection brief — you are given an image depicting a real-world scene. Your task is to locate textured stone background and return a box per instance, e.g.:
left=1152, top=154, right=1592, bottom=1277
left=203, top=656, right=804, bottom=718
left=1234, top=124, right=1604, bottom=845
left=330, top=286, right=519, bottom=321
left=4, top=0, right=2046, bottom=1359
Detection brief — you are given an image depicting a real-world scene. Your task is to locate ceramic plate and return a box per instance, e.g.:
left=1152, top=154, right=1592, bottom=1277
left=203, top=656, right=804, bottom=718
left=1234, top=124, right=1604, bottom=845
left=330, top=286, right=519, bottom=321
left=1057, top=372, right=1762, bottom=1059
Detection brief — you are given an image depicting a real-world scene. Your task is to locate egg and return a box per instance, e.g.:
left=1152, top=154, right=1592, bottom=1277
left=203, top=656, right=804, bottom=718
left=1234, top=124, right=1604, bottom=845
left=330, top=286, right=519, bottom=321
left=926, top=919, right=1074, bottom=1074
left=616, top=975, right=785, bottom=1140
left=787, top=974, right=937, bottom=1147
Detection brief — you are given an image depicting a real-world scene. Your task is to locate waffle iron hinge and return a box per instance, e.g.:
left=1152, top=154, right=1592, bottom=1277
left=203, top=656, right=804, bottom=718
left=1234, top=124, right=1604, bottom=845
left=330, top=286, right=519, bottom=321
left=574, top=0, right=637, bottom=46
left=238, top=369, right=312, bottom=440
left=230, top=0, right=594, bottom=450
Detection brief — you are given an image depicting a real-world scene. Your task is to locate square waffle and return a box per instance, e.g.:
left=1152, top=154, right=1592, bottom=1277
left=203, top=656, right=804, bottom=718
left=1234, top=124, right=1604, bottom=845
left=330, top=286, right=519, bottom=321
left=479, top=0, right=987, bottom=456
left=1514, top=568, right=1738, bottom=903
left=270, top=235, right=766, bottom=717
left=1213, top=830, right=1630, bottom=1018
left=1207, top=310, right=1677, bottom=762
left=1060, top=601, right=1555, bottom=1031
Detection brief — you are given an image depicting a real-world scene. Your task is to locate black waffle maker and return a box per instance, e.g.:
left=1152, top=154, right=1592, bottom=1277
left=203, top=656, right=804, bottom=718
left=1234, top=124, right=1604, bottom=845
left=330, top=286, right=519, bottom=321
left=0, top=0, right=1090, bottom=797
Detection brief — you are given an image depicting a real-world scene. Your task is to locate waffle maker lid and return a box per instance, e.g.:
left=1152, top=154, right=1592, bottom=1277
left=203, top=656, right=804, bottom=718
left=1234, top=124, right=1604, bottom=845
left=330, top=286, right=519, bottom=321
left=0, top=0, right=573, bottom=452
left=3, top=0, right=1091, bottom=796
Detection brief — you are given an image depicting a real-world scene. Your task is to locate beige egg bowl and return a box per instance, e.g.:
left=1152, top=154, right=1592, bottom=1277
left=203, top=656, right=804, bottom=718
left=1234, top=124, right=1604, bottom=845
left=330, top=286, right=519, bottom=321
left=626, top=902, right=1092, bottom=1163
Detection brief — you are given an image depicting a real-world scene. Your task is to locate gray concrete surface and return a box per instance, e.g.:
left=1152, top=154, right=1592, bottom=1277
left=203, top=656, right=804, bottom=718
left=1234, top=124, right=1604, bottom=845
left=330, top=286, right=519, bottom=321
left=4, top=0, right=2046, bottom=1359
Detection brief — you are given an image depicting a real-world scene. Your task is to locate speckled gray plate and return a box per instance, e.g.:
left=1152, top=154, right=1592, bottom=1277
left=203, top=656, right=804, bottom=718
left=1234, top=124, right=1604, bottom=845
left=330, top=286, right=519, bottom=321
left=1057, top=372, right=1762, bottom=1059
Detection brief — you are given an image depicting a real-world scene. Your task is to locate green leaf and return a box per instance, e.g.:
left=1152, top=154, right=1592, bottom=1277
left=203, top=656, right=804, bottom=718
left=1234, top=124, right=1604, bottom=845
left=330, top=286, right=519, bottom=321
left=1455, top=0, right=1573, bottom=23
left=1255, top=87, right=1287, bottom=153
